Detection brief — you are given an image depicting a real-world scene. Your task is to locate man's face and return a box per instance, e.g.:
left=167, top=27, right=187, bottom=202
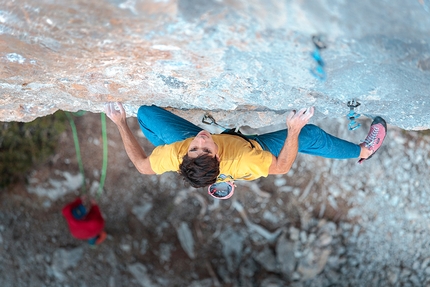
left=187, top=130, right=219, bottom=159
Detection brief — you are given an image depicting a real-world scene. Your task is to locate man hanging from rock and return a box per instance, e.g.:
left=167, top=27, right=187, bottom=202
left=105, top=102, right=387, bottom=199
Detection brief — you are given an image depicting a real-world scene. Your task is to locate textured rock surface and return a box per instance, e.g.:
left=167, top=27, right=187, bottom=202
left=1, top=0, right=429, bottom=129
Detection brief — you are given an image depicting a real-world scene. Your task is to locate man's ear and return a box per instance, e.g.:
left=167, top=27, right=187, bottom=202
left=215, top=154, right=220, bottom=162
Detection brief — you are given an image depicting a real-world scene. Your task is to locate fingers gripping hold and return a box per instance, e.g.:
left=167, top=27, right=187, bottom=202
left=301, top=107, right=314, bottom=120
left=116, top=102, right=125, bottom=114
left=105, top=102, right=126, bottom=125
left=289, top=107, right=314, bottom=119
left=286, top=110, right=296, bottom=121
left=286, top=107, right=315, bottom=133
left=105, top=103, right=112, bottom=115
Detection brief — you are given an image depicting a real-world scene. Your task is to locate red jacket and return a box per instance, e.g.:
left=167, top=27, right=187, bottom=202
left=62, top=198, right=105, bottom=240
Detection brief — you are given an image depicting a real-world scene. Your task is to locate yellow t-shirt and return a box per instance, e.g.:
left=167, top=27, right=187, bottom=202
left=149, top=134, right=273, bottom=181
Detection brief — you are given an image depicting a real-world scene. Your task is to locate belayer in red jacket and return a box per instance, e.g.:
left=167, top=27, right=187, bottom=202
left=62, top=197, right=107, bottom=245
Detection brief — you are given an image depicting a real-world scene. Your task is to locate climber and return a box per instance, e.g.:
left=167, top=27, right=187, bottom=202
left=105, top=102, right=387, bottom=199
left=62, top=197, right=107, bottom=245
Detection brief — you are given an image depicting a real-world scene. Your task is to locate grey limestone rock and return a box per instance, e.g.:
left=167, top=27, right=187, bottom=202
left=176, top=221, right=196, bottom=259
left=127, top=263, right=159, bottom=287
left=218, top=226, right=246, bottom=272
left=296, top=247, right=331, bottom=280
left=51, top=247, right=84, bottom=281
left=254, top=246, right=278, bottom=272
left=1, top=0, right=429, bottom=130
left=276, top=231, right=296, bottom=279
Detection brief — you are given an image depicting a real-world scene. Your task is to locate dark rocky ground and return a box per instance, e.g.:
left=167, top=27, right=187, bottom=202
left=1, top=112, right=430, bottom=287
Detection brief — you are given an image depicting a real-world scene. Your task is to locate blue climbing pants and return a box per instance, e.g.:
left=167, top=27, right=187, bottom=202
left=137, top=105, right=361, bottom=159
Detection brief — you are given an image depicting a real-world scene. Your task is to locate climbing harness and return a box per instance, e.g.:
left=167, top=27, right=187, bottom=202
left=310, top=35, right=327, bottom=81
left=346, top=99, right=361, bottom=131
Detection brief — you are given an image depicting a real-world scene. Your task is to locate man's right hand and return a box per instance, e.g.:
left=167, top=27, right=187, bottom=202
left=105, top=102, right=126, bottom=126
left=286, top=107, right=314, bottom=135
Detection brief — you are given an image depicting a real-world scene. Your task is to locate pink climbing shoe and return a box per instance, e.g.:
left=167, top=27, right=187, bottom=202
left=358, top=116, right=387, bottom=164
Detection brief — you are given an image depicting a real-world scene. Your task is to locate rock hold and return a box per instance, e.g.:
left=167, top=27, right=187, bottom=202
left=51, top=247, right=84, bottom=281
left=276, top=231, right=296, bottom=280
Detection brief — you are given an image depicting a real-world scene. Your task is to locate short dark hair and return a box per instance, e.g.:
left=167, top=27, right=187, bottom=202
left=179, top=154, right=220, bottom=188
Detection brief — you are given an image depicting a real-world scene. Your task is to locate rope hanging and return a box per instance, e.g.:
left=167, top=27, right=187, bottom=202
left=97, top=112, right=108, bottom=198
left=65, top=111, right=86, bottom=194
left=63, top=111, right=108, bottom=246
left=65, top=111, right=108, bottom=197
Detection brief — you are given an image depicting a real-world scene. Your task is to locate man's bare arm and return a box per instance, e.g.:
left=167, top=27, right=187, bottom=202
left=105, top=102, right=155, bottom=175
left=268, top=107, right=314, bottom=174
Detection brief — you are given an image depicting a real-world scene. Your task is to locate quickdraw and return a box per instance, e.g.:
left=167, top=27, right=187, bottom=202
left=202, top=113, right=229, bottom=131
left=346, top=99, right=361, bottom=131
left=310, top=35, right=327, bottom=81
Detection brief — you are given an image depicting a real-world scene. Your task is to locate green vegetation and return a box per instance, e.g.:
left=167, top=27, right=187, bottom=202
left=0, top=112, right=68, bottom=188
